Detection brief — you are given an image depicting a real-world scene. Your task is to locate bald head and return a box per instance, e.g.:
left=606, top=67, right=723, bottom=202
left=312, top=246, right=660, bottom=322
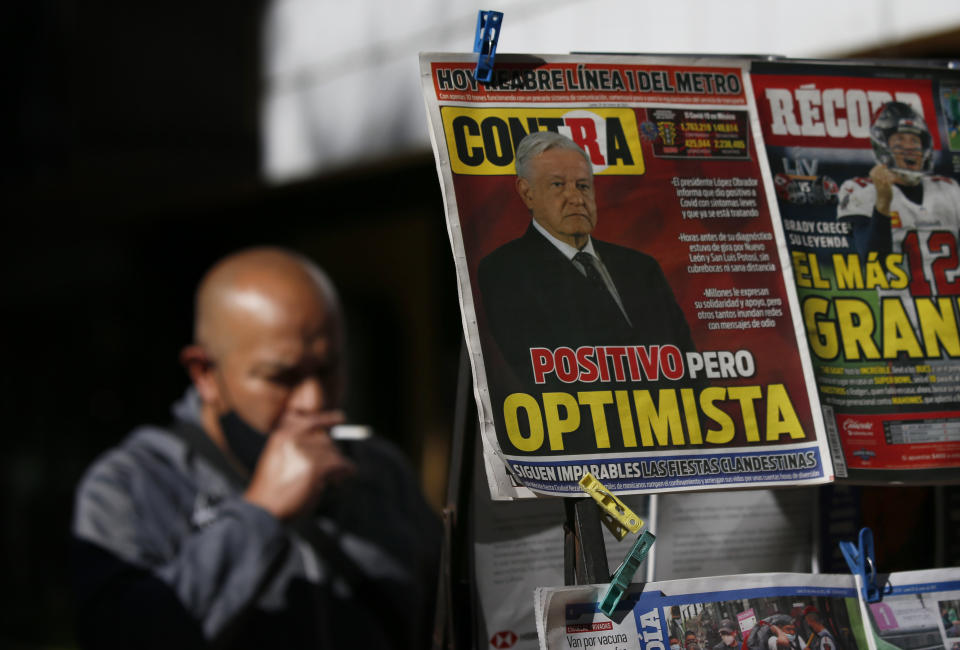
left=194, top=247, right=341, bottom=359
left=183, top=247, right=348, bottom=438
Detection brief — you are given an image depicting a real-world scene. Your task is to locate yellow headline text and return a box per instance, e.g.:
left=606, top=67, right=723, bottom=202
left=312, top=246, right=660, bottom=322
left=502, top=385, right=804, bottom=453
left=804, top=295, right=960, bottom=361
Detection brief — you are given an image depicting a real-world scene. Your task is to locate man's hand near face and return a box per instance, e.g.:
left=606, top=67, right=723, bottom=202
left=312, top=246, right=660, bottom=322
left=244, top=411, right=356, bottom=521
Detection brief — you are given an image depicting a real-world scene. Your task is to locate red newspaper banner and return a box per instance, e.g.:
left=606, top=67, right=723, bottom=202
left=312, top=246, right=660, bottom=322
left=752, top=74, right=940, bottom=149
left=430, top=61, right=747, bottom=106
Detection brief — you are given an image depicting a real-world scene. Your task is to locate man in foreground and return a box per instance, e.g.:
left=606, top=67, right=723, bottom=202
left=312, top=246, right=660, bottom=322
left=72, top=247, right=440, bottom=649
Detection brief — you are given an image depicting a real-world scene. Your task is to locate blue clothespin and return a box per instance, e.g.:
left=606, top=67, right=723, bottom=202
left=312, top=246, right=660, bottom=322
left=473, top=10, right=503, bottom=84
left=599, top=531, right=655, bottom=617
left=839, top=527, right=882, bottom=602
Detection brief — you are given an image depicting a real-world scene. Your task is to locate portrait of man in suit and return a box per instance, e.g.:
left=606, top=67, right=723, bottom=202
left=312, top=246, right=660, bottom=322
left=477, top=130, right=696, bottom=386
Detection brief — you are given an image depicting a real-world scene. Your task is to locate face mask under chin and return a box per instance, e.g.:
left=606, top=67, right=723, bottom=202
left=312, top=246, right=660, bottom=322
left=218, top=411, right=268, bottom=475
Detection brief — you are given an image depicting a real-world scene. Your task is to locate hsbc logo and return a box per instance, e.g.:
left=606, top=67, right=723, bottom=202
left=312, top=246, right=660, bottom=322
left=490, top=630, right=518, bottom=648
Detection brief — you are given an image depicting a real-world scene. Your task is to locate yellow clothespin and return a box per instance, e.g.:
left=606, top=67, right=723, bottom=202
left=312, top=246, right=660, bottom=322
left=578, top=473, right=643, bottom=541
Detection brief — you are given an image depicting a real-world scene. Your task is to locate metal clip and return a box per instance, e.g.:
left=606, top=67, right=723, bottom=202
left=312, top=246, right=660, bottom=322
left=578, top=473, right=643, bottom=541
left=473, top=10, right=503, bottom=84
left=600, top=531, right=655, bottom=617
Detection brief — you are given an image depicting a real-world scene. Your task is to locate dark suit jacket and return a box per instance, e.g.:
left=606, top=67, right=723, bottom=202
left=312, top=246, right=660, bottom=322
left=477, top=223, right=695, bottom=386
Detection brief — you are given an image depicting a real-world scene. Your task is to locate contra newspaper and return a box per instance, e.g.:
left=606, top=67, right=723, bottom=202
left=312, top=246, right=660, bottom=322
left=421, top=53, right=833, bottom=499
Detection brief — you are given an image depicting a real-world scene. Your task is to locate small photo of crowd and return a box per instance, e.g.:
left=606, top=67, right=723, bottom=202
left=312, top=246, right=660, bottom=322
left=666, top=595, right=858, bottom=650
left=940, top=600, right=960, bottom=639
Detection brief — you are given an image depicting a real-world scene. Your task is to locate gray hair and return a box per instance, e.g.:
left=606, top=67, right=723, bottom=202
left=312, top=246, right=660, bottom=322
left=515, top=131, right=592, bottom=180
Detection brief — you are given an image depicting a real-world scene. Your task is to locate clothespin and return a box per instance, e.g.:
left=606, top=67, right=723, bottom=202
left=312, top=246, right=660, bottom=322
left=839, top=527, right=882, bottom=602
left=473, top=10, right=503, bottom=84
left=578, top=473, right=644, bottom=540
left=600, top=531, right=656, bottom=617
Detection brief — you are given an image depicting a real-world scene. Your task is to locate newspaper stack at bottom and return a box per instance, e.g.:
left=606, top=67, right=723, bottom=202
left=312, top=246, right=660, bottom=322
left=535, top=570, right=960, bottom=650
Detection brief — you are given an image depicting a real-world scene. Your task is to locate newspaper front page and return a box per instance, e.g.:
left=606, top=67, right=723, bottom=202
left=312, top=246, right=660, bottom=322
left=751, top=61, right=960, bottom=482
left=534, top=568, right=960, bottom=650
left=421, top=53, right=834, bottom=499
left=535, top=573, right=866, bottom=650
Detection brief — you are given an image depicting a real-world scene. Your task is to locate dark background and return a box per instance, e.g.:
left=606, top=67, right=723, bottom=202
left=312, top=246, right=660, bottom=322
left=3, top=3, right=960, bottom=647
left=2, top=3, right=462, bottom=645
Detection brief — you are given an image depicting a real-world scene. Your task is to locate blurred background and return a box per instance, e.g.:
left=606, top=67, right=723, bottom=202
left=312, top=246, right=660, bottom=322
left=3, top=1, right=960, bottom=647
